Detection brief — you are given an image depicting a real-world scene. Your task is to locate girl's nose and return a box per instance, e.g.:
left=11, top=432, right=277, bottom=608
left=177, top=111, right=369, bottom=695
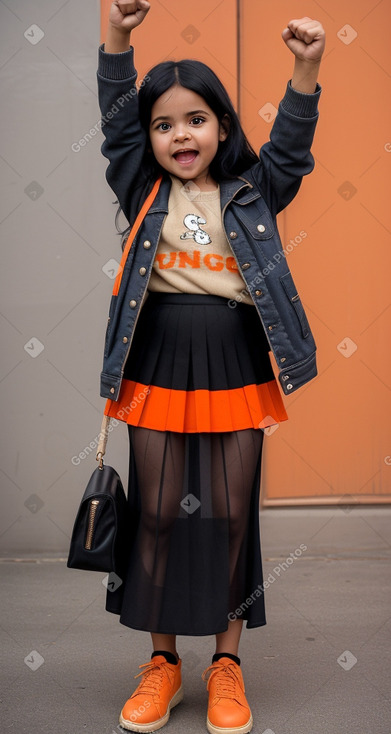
left=173, top=127, right=191, bottom=142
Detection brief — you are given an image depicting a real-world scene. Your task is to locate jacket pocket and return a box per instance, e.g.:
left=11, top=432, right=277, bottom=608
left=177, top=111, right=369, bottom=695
left=104, top=294, right=118, bottom=358
left=279, top=271, right=310, bottom=339
left=232, top=203, right=275, bottom=240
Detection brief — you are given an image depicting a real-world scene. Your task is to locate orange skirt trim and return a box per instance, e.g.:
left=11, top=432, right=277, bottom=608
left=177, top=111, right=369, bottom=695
left=104, top=378, right=288, bottom=433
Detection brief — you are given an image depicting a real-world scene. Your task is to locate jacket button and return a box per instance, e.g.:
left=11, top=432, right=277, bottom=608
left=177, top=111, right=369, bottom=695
left=255, top=289, right=262, bottom=296
left=241, top=262, right=250, bottom=270
left=268, top=325, right=273, bottom=331
left=280, top=357, right=286, bottom=363
left=286, top=383, right=293, bottom=390
left=143, top=240, right=151, bottom=249
left=139, top=267, right=147, bottom=276
left=282, top=374, right=290, bottom=381
left=229, top=231, right=238, bottom=239
left=129, top=299, right=137, bottom=308
left=122, top=336, right=128, bottom=343
left=257, top=224, right=266, bottom=233
left=110, top=387, right=115, bottom=394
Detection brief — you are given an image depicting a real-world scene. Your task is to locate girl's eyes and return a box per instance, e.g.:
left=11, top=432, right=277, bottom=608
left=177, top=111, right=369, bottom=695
left=156, top=117, right=205, bottom=131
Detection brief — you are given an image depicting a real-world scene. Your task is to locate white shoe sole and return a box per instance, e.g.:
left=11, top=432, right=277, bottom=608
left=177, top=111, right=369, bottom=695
left=119, top=685, right=184, bottom=732
left=206, top=713, right=253, bottom=734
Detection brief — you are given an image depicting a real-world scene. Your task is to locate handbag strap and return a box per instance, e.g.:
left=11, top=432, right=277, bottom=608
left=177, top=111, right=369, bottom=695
left=96, top=176, right=163, bottom=469
left=96, top=414, right=110, bottom=469
left=112, top=175, right=162, bottom=296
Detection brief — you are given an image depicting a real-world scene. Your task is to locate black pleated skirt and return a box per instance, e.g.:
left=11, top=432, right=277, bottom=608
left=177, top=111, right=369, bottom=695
left=104, top=292, right=288, bottom=432
left=104, top=292, right=288, bottom=635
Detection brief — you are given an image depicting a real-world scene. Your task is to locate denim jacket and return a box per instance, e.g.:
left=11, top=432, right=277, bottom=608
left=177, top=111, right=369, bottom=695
left=97, top=45, right=321, bottom=401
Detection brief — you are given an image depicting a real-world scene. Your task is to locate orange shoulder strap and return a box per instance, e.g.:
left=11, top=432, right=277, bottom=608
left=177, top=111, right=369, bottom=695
left=112, top=175, right=163, bottom=297
left=97, top=176, right=163, bottom=463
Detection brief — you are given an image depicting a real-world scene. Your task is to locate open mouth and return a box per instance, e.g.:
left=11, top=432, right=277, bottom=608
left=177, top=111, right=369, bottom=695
left=173, top=149, right=199, bottom=164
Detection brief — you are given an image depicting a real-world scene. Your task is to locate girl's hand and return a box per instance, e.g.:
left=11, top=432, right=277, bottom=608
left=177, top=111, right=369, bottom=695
left=109, top=0, right=151, bottom=33
left=282, top=18, right=325, bottom=63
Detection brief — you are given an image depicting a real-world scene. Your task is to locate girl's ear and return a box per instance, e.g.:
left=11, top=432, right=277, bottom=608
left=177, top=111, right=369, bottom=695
left=219, top=114, right=230, bottom=142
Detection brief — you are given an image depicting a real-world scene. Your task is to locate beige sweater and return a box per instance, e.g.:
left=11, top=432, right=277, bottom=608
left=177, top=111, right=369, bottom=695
left=148, top=175, right=253, bottom=305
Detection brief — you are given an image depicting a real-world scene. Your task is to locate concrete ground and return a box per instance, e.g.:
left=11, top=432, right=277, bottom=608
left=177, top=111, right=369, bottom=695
left=1, top=506, right=391, bottom=734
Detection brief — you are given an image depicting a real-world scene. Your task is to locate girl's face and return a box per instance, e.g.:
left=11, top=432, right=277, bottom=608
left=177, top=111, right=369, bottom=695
left=149, top=85, right=228, bottom=187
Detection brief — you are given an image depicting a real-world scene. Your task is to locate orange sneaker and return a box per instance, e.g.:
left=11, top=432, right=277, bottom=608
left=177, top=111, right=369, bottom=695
left=201, top=657, right=253, bottom=734
left=119, top=655, right=183, bottom=732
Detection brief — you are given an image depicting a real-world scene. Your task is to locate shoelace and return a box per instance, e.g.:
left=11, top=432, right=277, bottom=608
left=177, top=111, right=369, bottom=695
left=202, top=661, right=242, bottom=699
left=133, top=661, right=171, bottom=696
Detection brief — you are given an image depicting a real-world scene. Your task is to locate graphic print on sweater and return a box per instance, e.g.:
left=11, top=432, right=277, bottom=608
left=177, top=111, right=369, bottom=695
left=147, top=175, right=254, bottom=305
left=180, top=214, right=212, bottom=245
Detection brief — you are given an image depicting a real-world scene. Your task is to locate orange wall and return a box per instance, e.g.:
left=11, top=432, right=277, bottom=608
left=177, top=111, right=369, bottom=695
left=100, top=0, right=239, bottom=106
left=101, top=1, right=391, bottom=504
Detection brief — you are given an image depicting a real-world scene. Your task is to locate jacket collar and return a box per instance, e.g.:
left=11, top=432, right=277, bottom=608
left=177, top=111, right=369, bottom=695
left=148, top=173, right=256, bottom=214
left=219, top=177, right=254, bottom=207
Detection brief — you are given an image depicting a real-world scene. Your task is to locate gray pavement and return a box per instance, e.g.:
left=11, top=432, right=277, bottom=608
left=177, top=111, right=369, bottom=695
left=1, top=506, right=391, bottom=734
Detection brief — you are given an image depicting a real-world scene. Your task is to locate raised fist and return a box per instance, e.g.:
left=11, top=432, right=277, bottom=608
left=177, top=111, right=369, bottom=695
left=282, top=18, right=325, bottom=63
left=109, top=0, right=151, bottom=33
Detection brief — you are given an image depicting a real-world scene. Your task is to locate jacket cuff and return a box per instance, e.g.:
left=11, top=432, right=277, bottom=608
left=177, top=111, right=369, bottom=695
left=98, top=43, right=135, bottom=80
left=280, top=80, right=321, bottom=118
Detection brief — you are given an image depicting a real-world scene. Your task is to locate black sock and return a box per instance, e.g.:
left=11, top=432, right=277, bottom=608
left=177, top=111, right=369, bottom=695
left=212, top=652, right=241, bottom=666
left=151, top=650, right=178, bottom=665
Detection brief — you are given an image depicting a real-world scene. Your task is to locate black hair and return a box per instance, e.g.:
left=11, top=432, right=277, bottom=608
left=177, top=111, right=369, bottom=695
left=138, top=59, right=259, bottom=181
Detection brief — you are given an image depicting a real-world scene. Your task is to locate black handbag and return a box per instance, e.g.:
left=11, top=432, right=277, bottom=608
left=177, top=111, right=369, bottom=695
left=67, top=179, right=163, bottom=575
left=67, top=415, right=129, bottom=575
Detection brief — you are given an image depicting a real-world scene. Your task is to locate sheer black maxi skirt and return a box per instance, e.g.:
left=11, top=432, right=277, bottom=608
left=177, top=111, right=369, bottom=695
left=104, top=292, right=288, bottom=635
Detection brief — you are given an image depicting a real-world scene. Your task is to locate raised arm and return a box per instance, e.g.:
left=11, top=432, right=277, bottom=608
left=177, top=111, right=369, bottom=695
left=97, top=1, right=151, bottom=222
left=255, top=18, right=325, bottom=217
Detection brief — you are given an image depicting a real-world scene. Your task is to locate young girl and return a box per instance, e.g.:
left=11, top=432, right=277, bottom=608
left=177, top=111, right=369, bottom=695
left=97, top=2, right=325, bottom=732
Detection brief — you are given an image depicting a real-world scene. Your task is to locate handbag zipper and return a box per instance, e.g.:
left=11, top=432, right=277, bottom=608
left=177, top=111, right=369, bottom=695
left=85, top=499, right=99, bottom=550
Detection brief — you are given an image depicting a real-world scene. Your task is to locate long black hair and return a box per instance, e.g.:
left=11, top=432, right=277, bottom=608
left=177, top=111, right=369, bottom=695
left=115, top=59, right=260, bottom=249
left=138, top=59, right=259, bottom=181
